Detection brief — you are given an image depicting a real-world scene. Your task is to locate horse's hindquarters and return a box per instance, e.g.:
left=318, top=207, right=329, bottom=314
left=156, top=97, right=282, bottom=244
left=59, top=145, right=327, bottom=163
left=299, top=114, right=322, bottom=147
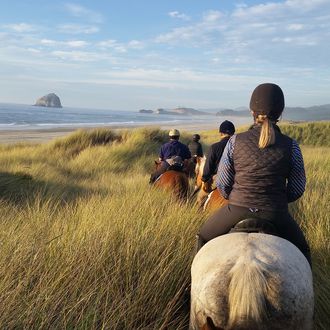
left=190, top=233, right=314, bottom=330
left=155, top=171, right=189, bottom=200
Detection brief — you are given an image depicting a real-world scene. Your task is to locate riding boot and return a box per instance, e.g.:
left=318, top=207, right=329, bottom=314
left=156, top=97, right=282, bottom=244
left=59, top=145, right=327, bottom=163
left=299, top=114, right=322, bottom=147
left=303, top=246, right=312, bottom=269
left=195, top=234, right=205, bottom=255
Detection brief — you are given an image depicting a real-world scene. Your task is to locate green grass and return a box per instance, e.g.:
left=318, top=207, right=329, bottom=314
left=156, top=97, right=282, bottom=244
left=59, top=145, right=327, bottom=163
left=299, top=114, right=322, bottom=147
left=0, top=123, right=329, bottom=329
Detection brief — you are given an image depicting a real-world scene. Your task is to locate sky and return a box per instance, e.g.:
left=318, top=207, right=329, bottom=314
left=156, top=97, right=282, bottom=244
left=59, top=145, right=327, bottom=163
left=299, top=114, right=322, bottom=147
left=0, top=0, right=329, bottom=110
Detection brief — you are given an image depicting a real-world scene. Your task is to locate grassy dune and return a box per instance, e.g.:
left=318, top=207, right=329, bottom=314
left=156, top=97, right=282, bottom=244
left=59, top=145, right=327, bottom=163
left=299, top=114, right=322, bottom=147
left=0, top=122, right=329, bottom=329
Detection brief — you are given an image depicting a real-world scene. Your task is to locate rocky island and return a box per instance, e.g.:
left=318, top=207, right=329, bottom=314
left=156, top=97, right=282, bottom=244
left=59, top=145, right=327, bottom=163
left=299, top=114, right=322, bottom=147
left=35, top=93, right=62, bottom=108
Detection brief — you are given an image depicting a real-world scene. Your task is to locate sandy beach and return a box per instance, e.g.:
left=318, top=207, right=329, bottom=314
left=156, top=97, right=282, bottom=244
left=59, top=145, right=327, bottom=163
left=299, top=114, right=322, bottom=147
left=0, top=122, right=221, bottom=144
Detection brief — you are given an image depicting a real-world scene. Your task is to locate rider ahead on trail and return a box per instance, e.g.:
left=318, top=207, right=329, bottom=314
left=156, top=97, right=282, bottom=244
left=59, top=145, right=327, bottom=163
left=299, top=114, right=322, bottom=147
left=188, top=134, right=204, bottom=160
left=149, top=129, right=191, bottom=183
left=197, top=83, right=311, bottom=265
left=201, top=120, right=235, bottom=192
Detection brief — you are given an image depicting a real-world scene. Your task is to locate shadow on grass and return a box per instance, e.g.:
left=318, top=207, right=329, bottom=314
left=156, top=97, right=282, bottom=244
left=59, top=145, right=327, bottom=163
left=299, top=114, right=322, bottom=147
left=0, top=171, right=90, bottom=206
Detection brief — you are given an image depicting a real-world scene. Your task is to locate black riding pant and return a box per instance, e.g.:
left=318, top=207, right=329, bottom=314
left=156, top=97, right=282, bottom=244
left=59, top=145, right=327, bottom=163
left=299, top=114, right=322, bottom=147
left=199, top=204, right=311, bottom=265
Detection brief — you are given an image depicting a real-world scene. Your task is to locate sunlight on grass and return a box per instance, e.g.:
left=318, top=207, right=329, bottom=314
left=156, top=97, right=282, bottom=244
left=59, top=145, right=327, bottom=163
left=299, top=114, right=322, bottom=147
left=0, top=123, right=329, bottom=329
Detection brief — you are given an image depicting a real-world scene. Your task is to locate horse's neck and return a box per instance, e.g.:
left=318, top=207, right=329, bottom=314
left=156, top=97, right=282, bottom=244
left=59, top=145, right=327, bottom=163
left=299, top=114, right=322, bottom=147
left=196, top=157, right=206, bottom=181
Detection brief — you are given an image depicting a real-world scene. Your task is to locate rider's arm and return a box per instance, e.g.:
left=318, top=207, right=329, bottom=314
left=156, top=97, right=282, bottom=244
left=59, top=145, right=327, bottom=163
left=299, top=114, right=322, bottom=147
left=216, top=135, right=236, bottom=199
left=201, top=145, right=216, bottom=182
left=159, top=144, right=166, bottom=161
left=197, top=143, right=204, bottom=157
left=287, top=140, right=306, bottom=202
left=185, top=145, right=192, bottom=160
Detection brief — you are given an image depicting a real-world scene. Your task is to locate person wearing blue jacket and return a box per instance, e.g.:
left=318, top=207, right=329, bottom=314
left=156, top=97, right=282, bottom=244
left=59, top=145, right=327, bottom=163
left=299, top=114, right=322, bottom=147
left=149, top=129, right=191, bottom=183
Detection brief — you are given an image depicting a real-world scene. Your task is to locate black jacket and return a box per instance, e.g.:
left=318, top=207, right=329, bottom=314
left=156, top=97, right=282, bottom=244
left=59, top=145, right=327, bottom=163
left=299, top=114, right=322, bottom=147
left=202, top=136, right=230, bottom=182
left=188, top=141, right=203, bottom=157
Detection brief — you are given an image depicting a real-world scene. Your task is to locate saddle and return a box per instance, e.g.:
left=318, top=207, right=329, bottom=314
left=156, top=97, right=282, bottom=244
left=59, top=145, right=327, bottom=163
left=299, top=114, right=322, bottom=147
left=230, top=218, right=278, bottom=235
left=166, top=156, right=184, bottom=172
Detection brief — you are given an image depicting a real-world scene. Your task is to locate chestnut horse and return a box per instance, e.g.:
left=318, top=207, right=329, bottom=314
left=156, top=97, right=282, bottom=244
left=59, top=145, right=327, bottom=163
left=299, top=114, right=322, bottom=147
left=194, top=157, right=228, bottom=212
left=153, top=161, right=189, bottom=200
left=190, top=234, right=314, bottom=330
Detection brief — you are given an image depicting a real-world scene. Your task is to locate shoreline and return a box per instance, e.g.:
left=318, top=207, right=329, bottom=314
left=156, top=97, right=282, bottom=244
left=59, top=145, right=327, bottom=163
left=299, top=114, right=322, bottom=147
left=0, top=122, right=220, bottom=144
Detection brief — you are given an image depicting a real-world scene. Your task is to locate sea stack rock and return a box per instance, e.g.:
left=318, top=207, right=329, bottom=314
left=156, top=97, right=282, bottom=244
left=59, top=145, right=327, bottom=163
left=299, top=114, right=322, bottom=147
left=35, top=93, right=62, bottom=108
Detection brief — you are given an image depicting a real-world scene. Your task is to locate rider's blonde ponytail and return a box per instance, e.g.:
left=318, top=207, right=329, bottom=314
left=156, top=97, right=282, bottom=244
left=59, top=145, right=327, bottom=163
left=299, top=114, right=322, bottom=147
left=256, top=115, right=275, bottom=149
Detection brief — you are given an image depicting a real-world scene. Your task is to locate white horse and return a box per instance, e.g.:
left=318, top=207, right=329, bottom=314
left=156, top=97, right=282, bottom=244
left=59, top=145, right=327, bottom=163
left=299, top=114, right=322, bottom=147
left=190, top=233, right=314, bottom=330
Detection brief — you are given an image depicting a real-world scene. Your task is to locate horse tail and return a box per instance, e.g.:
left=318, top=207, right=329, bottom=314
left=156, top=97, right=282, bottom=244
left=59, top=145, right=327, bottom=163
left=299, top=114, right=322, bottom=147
left=227, top=251, right=271, bottom=329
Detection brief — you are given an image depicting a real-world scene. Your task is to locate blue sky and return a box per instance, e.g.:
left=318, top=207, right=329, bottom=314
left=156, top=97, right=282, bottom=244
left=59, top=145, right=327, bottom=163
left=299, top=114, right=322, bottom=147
left=0, top=0, right=329, bottom=110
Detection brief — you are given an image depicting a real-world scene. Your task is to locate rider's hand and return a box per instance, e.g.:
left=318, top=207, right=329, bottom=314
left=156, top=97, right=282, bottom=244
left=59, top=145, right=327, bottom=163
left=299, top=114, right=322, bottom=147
left=202, top=181, right=212, bottom=193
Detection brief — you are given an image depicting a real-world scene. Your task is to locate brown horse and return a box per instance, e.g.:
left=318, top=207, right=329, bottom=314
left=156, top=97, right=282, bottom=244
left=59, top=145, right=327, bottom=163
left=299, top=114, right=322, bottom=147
left=194, top=157, right=228, bottom=212
left=153, top=161, right=189, bottom=200
left=185, top=156, right=202, bottom=179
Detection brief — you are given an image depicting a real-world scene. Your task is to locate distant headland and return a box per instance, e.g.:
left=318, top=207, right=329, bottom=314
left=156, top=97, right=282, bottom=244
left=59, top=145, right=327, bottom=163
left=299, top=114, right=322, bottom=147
left=139, top=107, right=213, bottom=116
left=138, top=105, right=330, bottom=121
left=34, top=93, right=62, bottom=108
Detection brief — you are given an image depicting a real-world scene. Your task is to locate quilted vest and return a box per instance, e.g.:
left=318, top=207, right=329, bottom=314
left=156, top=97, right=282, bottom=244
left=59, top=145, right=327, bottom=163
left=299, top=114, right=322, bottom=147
left=229, top=125, right=292, bottom=211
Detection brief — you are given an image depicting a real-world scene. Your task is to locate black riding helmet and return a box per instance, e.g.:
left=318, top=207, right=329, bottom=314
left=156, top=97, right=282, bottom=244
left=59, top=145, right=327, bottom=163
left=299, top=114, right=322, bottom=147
left=192, top=134, right=201, bottom=142
left=250, top=83, right=285, bottom=121
left=219, top=120, right=235, bottom=135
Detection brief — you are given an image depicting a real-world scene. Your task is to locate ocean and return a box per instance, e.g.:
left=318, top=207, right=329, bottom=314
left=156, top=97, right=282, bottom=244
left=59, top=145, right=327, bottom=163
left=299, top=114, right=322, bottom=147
left=0, top=103, right=251, bottom=131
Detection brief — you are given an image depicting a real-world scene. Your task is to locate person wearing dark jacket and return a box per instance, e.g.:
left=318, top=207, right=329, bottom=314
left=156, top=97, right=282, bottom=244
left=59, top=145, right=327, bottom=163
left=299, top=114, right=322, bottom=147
left=149, top=129, right=191, bottom=183
left=188, top=134, right=204, bottom=160
left=197, top=83, right=311, bottom=266
left=201, top=121, right=235, bottom=192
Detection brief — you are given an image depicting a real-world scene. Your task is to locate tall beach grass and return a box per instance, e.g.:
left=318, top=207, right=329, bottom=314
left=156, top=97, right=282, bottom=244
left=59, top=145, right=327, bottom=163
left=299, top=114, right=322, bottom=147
left=0, top=122, right=329, bottom=329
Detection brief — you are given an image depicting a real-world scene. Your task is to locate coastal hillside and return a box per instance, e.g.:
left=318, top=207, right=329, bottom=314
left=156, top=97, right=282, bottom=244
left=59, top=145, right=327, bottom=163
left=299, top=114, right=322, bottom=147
left=139, top=104, right=330, bottom=121
left=0, top=122, right=329, bottom=329
left=214, top=105, right=330, bottom=121
left=139, top=107, right=213, bottom=115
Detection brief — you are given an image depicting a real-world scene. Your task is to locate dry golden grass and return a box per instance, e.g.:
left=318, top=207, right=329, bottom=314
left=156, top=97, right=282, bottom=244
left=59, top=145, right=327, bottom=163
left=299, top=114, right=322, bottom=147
left=0, top=124, right=329, bottom=329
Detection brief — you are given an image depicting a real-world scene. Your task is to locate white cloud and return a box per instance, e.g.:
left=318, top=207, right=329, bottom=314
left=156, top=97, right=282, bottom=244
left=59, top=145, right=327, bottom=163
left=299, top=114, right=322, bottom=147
left=65, top=40, right=89, bottom=48
left=155, top=25, right=202, bottom=44
left=127, top=40, right=144, bottom=49
left=50, top=50, right=111, bottom=62
left=3, top=23, right=36, bottom=33
left=96, top=39, right=144, bottom=53
left=97, top=39, right=117, bottom=48
left=57, top=24, right=99, bottom=34
left=203, top=10, right=222, bottom=22
left=272, top=36, right=317, bottom=46
left=40, top=39, right=89, bottom=48
left=155, top=0, right=330, bottom=71
left=286, top=0, right=329, bottom=11
left=287, top=24, right=304, bottom=31
left=40, top=39, right=56, bottom=46
left=64, top=3, right=103, bottom=23
left=27, top=48, right=41, bottom=53
left=60, top=67, right=256, bottom=91
left=168, top=11, right=190, bottom=21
